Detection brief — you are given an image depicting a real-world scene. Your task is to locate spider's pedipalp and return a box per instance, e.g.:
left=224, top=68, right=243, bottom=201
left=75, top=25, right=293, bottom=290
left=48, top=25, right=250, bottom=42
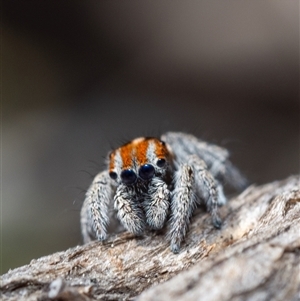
left=81, top=171, right=114, bottom=243
left=143, top=177, right=171, bottom=230
left=169, top=163, right=197, bottom=253
left=187, top=155, right=222, bottom=229
left=114, top=184, right=146, bottom=235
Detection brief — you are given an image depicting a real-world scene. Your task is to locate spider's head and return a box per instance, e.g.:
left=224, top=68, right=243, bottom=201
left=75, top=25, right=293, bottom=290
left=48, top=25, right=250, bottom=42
left=108, top=137, right=171, bottom=186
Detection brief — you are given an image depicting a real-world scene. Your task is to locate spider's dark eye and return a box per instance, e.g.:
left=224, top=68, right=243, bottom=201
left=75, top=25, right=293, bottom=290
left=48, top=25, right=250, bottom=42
left=139, top=164, right=155, bottom=180
left=109, top=171, right=118, bottom=180
left=156, top=158, right=166, bottom=168
left=121, top=169, right=137, bottom=185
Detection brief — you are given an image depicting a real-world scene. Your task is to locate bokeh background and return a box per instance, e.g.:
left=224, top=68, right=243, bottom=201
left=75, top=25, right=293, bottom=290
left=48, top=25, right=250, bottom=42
left=2, top=1, right=299, bottom=273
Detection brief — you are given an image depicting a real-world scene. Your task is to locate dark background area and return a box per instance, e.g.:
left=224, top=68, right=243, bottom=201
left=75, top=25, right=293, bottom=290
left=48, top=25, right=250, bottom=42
left=2, top=1, right=299, bottom=273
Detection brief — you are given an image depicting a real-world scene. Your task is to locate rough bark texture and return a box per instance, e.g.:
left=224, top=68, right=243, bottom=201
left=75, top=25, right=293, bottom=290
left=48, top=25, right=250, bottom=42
left=1, top=176, right=300, bottom=301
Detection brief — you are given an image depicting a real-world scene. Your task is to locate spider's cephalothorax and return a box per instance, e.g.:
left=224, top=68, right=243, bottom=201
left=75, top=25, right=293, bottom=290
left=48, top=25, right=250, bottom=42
left=108, top=137, right=171, bottom=186
left=81, top=132, right=247, bottom=253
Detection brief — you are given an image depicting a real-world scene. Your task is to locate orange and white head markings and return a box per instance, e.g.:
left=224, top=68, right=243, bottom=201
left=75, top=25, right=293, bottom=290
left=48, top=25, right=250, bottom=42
left=108, top=137, right=170, bottom=185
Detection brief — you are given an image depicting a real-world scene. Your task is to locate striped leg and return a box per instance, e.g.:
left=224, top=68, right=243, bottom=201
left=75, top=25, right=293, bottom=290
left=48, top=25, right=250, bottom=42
left=187, top=155, right=222, bottom=228
left=161, top=132, right=247, bottom=190
left=169, top=163, right=197, bottom=253
left=80, top=171, right=114, bottom=243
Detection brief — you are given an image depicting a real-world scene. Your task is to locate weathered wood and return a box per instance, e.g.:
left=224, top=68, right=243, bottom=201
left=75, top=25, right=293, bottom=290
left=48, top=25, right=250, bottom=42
left=1, top=176, right=299, bottom=301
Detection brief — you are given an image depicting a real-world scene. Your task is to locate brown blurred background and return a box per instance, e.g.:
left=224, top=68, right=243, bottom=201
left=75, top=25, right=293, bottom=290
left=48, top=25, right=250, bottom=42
left=2, top=1, right=299, bottom=273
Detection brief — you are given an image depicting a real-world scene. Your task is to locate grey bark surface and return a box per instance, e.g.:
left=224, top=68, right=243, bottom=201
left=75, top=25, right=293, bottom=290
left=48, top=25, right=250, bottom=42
left=1, top=176, right=300, bottom=301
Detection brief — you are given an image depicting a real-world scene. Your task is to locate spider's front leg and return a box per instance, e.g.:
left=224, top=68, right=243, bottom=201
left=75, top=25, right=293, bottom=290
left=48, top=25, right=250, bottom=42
left=169, top=163, right=197, bottom=253
left=143, top=177, right=171, bottom=230
left=81, top=171, right=114, bottom=243
left=114, top=184, right=146, bottom=235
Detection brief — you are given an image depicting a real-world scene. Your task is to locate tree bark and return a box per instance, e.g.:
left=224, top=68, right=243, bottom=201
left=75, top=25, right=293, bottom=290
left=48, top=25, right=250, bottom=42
left=1, top=176, right=300, bottom=301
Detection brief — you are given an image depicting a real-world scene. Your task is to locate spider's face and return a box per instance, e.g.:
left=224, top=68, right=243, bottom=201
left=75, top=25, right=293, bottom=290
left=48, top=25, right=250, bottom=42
left=108, top=137, right=171, bottom=185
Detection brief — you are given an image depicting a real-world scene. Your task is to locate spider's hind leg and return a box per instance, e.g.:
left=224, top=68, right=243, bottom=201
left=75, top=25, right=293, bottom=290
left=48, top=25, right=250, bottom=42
left=188, top=155, right=222, bottom=229
left=162, top=131, right=248, bottom=191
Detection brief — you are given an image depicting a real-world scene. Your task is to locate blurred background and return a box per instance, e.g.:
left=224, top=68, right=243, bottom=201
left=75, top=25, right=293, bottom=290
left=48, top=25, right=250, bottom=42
left=2, top=1, right=299, bottom=273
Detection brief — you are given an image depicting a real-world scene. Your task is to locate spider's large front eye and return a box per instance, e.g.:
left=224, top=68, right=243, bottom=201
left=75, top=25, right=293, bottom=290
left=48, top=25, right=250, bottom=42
left=121, top=169, right=137, bottom=185
left=139, top=164, right=155, bottom=180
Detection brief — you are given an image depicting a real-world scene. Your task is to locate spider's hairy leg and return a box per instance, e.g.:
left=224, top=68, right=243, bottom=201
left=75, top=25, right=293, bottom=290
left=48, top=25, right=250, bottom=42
left=143, top=177, right=171, bottom=230
left=208, top=159, right=248, bottom=192
left=162, top=131, right=248, bottom=191
left=81, top=200, right=95, bottom=243
left=169, top=163, right=197, bottom=253
left=188, top=155, right=222, bottom=228
left=81, top=171, right=114, bottom=243
left=161, top=132, right=228, bottom=170
left=114, top=184, right=146, bottom=235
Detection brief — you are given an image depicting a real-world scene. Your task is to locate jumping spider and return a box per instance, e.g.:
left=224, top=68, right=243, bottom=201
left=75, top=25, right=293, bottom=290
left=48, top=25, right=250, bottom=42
left=81, top=132, right=247, bottom=253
